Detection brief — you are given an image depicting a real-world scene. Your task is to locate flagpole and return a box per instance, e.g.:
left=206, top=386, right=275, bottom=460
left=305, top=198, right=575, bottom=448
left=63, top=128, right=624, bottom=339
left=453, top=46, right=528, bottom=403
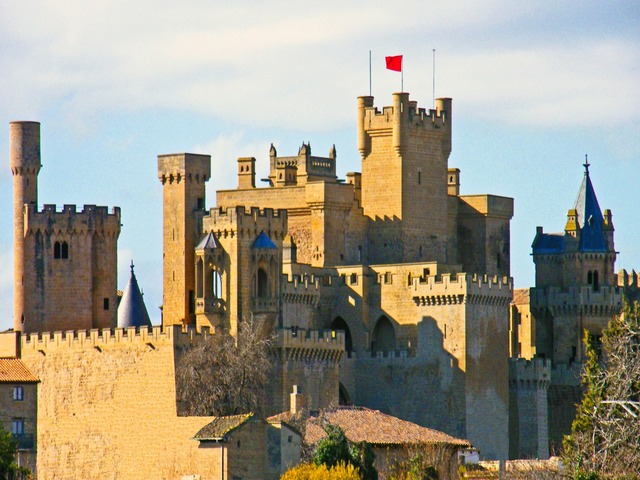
left=369, top=50, right=372, bottom=96
left=401, top=65, right=404, bottom=92
left=432, top=49, right=436, bottom=108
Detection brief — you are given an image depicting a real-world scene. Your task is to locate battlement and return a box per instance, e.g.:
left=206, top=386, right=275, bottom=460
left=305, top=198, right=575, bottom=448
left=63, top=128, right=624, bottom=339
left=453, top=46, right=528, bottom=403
left=616, top=269, right=640, bottom=289
left=509, top=358, right=551, bottom=388
left=204, top=206, right=287, bottom=223
left=360, top=94, right=451, bottom=133
left=411, top=273, right=512, bottom=307
left=157, top=153, right=211, bottom=184
left=19, top=324, right=217, bottom=354
left=274, top=328, right=344, bottom=364
left=530, top=285, right=623, bottom=312
left=23, top=203, right=121, bottom=236
left=549, top=362, right=582, bottom=386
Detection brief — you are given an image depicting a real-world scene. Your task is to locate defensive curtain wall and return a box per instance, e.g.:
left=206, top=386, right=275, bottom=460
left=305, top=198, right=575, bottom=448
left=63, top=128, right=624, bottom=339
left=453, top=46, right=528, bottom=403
left=2, top=324, right=343, bottom=479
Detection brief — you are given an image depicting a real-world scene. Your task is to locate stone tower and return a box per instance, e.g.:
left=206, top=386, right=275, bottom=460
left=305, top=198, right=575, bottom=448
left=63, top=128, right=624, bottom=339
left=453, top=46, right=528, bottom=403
left=358, top=93, right=452, bottom=264
left=158, top=153, right=211, bottom=327
left=197, top=207, right=286, bottom=336
left=11, top=122, right=121, bottom=333
left=10, top=122, right=41, bottom=331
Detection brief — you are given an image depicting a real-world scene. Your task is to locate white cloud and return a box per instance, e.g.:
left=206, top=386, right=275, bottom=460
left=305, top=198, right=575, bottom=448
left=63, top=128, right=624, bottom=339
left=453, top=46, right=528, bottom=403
left=1, top=1, right=637, bottom=132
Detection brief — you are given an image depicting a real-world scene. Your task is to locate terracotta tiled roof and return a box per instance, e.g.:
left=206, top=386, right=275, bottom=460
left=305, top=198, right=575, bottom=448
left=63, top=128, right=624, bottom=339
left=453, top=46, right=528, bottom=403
left=272, top=407, right=470, bottom=447
left=193, top=413, right=253, bottom=441
left=0, top=358, right=39, bottom=383
left=512, top=288, right=530, bottom=305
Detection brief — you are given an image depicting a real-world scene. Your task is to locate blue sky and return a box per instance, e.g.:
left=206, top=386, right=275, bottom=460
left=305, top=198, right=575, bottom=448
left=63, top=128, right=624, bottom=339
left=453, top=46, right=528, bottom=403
left=1, top=1, right=638, bottom=329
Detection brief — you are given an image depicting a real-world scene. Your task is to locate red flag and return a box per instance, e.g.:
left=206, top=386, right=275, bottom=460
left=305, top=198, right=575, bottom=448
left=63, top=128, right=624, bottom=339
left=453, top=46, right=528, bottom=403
left=385, top=55, right=402, bottom=72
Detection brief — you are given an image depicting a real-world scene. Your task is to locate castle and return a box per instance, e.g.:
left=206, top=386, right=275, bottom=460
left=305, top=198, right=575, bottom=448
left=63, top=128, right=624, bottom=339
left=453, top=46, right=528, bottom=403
left=11, top=89, right=629, bottom=478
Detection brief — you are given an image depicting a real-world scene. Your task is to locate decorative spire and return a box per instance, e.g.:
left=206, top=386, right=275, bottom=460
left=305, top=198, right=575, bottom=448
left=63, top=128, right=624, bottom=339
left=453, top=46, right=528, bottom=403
left=583, top=154, right=590, bottom=175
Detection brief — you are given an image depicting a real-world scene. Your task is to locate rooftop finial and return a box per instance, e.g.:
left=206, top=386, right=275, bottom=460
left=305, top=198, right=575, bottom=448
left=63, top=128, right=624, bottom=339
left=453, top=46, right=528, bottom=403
left=130, top=260, right=135, bottom=274
left=583, top=154, right=590, bottom=175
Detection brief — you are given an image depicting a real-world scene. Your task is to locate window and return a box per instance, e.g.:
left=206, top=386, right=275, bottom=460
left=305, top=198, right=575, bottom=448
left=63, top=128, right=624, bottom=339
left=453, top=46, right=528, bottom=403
left=103, top=298, right=109, bottom=310
left=54, top=241, right=69, bottom=260
left=257, top=269, right=269, bottom=298
left=11, top=419, right=24, bottom=435
left=13, top=386, right=23, bottom=401
left=350, top=273, right=357, bottom=285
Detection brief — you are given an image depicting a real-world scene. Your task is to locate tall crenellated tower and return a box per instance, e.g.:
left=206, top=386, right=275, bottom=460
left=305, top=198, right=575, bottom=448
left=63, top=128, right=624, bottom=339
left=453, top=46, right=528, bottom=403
left=158, top=153, right=211, bottom=327
left=11, top=122, right=121, bottom=333
left=10, top=122, right=41, bottom=331
left=358, top=93, right=452, bottom=264
left=198, top=207, right=286, bottom=337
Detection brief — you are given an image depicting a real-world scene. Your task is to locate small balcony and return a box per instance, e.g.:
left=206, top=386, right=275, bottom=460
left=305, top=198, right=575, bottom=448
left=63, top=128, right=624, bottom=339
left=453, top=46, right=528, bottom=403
left=12, top=433, right=35, bottom=451
left=252, top=296, right=278, bottom=313
left=195, top=297, right=226, bottom=315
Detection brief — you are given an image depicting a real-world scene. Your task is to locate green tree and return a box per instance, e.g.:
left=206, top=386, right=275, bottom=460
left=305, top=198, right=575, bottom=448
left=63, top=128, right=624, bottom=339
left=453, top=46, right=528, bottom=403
left=312, top=424, right=377, bottom=480
left=563, top=301, right=640, bottom=478
left=0, top=424, right=30, bottom=480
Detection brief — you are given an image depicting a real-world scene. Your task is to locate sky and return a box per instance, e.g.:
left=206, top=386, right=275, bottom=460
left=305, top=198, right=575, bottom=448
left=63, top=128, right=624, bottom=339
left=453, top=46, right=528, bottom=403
left=0, top=1, right=638, bottom=330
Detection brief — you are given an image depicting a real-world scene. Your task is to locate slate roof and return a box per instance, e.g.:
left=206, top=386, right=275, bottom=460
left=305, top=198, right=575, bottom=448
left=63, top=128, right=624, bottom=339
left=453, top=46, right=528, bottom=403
left=196, top=232, right=219, bottom=250
left=252, top=231, right=277, bottom=249
left=531, top=233, right=564, bottom=254
left=270, top=407, right=470, bottom=447
left=0, top=358, right=39, bottom=383
left=193, top=413, right=253, bottom=441
left=573, top=167, right=606, bottom=252
left=117, top=262, right=152, bottom=328
left=532, top=163, right=608, bottom=255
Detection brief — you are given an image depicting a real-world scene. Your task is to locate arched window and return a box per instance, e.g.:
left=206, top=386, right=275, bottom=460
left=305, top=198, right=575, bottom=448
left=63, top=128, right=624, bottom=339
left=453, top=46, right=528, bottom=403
left=593, top=271, right=599, bottom=291
left=257, top=268, right=268, bottom=298
left=331, top=317, right=353, bottom=354
left=371, top=316, right=396, bottom=354
left=54, top=241, right=61, bottom=259
left=212, top=270, right=222, bottom=298
left=54, top=241, right=69, bottom=260
left=196, top=259, right=204, bottom=297
left=61, top=242, right=68, bottom=259
left=587, top=271, right=593, bottom=285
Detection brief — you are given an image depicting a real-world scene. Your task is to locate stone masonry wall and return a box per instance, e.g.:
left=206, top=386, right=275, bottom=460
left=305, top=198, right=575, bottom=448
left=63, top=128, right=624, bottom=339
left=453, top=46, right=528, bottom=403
left=19, top=326, right=220, bottom=480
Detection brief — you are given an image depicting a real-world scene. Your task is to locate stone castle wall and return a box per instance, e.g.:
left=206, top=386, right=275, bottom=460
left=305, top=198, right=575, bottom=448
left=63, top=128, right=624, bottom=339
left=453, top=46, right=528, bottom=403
left=18, top=326, right=222, bottom=480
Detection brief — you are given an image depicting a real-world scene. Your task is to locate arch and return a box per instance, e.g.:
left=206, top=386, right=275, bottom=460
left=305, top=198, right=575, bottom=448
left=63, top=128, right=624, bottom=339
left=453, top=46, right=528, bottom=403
left=196, top=258, right=204, bottom=297
left=54, top=241, right=61, bottom=259
left=212, top=270, right=223, bottom=298
left=331, top=317, right=353, bottom=354
left=338, top=383, right=352, bottom=406
left=257, top=268, right=269, bottom=298
left=371, top=316, right=396, bottom=354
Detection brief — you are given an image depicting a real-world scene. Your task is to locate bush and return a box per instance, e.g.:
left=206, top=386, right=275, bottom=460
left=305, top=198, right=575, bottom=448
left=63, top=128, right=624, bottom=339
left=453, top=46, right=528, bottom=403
left=281, top=462, right=361, bottom=480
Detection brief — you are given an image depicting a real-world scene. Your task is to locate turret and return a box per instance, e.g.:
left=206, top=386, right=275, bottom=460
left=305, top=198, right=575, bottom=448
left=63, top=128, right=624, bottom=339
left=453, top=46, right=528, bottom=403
left=10, top=122, right=41, bottom=330
left=158, top=153, right=211, bottom=327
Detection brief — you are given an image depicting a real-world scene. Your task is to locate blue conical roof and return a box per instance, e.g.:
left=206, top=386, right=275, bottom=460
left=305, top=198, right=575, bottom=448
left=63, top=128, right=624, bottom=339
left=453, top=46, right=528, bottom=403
left=573, top=161, right=606, bottom=252
left=252, top=231, right=277, bottom=249
left=117, top=261, right=152, bottom=328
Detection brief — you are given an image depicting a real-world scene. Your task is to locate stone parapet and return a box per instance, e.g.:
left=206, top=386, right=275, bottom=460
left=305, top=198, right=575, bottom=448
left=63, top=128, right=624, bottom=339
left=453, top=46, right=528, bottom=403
left=509, top=358, right=551, bottom=389
left=23, top=203, right=121, bottom=237
left=274, top=328, right=344, bottom=364
left=411, top=273, right=513, bottom=307
left=530, top=285, right=623, bottom=314
left=20, top=325, right=215, bottom=353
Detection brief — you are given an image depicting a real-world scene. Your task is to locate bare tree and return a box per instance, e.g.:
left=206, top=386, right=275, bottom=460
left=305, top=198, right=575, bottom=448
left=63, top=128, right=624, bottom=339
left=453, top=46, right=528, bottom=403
left=563, top=301, right=640, bottom=477
left=175, top=316, right=274, bottom=416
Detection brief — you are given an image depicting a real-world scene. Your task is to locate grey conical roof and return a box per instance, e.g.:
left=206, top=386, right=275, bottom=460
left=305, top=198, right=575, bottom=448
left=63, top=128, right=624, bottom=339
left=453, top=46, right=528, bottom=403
left=117, top=261, right=152, bottom=328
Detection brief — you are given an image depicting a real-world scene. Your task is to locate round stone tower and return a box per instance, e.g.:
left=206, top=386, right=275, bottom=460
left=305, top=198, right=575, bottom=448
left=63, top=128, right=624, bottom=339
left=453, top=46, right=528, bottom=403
left=10, top=121, right=41, bottom=331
